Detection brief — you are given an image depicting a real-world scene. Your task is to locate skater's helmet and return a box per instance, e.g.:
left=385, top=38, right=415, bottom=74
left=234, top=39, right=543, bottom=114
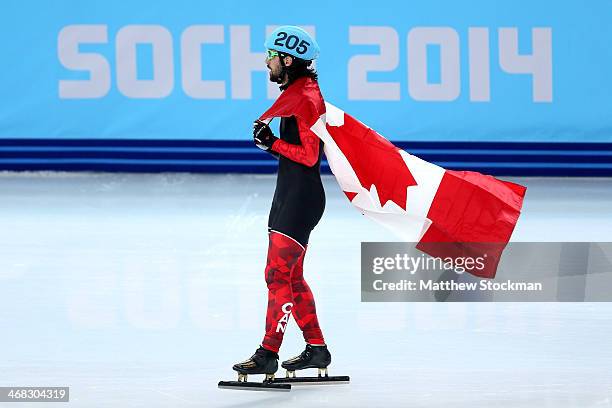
left=264, top=26, right=319, bottom=61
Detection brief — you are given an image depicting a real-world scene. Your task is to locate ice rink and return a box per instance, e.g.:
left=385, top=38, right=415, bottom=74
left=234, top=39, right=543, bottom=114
left=1, top=172, right=611, bottom=407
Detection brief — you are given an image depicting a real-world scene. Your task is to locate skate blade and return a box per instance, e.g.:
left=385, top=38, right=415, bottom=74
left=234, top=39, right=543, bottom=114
left=218, top=380, right=291, bottom=391
left=273, top=375, right=350, bottom=385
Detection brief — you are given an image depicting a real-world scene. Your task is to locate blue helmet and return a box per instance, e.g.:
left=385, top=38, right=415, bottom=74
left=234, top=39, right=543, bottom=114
left=264, top=26, right=319, bottom=61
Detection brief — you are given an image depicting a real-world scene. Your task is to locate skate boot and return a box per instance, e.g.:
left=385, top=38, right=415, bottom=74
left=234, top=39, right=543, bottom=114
left=282, top=344, right=332, bottom=378
left=219, top=346, right=289, bottom=391
left=232, top=346, right=279, bottom=383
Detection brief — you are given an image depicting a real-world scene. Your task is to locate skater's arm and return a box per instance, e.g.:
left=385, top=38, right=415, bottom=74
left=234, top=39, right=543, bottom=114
left=270, top=122, right=320, bottom=167
left=254, top=119, right=320, bottom=167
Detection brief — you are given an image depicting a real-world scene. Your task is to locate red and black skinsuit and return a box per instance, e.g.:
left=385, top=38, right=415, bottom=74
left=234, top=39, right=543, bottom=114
left=268, top=115, right=325, bottom=246
left=259, top=78, right=326, bottom=353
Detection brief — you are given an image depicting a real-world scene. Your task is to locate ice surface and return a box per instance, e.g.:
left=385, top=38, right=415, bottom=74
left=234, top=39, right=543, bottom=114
left=0, top=172, right=611, bottom=407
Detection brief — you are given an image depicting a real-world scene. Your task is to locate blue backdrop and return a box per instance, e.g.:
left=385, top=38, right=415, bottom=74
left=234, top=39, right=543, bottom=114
left=1, top=0, right=611, bottom=175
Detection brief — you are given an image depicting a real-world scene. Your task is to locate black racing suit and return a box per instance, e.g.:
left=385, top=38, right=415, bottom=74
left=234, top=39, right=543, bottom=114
left=268, top=115, right=325, bottom=247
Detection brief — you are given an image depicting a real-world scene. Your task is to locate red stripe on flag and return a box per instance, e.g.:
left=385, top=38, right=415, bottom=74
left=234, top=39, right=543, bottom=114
left=417, top=170, right=526, bottom=278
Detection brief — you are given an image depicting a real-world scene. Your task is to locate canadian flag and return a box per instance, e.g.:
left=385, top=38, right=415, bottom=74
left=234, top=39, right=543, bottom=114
left=261, top=78, right=526, bottom=278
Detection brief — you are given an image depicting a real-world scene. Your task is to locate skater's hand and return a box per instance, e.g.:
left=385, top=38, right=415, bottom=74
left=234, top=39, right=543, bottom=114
left=253, top=120, right=278, bottom=152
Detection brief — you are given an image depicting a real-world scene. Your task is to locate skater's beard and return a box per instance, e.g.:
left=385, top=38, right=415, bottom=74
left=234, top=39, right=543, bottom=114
left=268, top=66, right=285, bottom=84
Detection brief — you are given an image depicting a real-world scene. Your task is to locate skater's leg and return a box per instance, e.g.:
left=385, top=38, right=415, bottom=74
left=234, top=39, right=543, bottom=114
left=290, top=248, right=325, bottom=345
left=262, top=230, right=304, bottom=353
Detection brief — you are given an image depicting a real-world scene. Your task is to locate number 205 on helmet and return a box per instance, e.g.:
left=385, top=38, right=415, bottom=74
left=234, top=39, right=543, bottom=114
left=264, top=25, right=320, bottom=61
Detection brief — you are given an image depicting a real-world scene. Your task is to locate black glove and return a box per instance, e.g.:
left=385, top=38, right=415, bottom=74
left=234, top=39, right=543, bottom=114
left=253, top=120, right=278, bottom=152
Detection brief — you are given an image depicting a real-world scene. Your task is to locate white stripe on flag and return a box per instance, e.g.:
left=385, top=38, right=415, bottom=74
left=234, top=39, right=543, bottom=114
left=399, top=151, right=444, bottom=224
left=313, top=102, right=446, bottom=241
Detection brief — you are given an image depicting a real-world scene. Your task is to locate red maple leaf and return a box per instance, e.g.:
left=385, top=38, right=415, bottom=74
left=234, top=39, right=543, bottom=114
left=326, top=113, right=417, bottom=210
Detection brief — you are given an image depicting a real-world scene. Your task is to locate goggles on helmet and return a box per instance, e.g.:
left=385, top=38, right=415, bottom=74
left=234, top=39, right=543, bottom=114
left=266, top=49, right=280, bottom=61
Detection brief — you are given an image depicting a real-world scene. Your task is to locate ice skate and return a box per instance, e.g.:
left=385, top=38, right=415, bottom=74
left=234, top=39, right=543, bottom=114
left=218, top=346, right=290, bottom=391
left=274, top=344, right=350, bottom=385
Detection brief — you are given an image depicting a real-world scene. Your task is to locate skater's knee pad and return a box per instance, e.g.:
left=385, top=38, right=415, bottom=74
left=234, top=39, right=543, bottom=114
left=265, top=265, right=292, bottom=287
